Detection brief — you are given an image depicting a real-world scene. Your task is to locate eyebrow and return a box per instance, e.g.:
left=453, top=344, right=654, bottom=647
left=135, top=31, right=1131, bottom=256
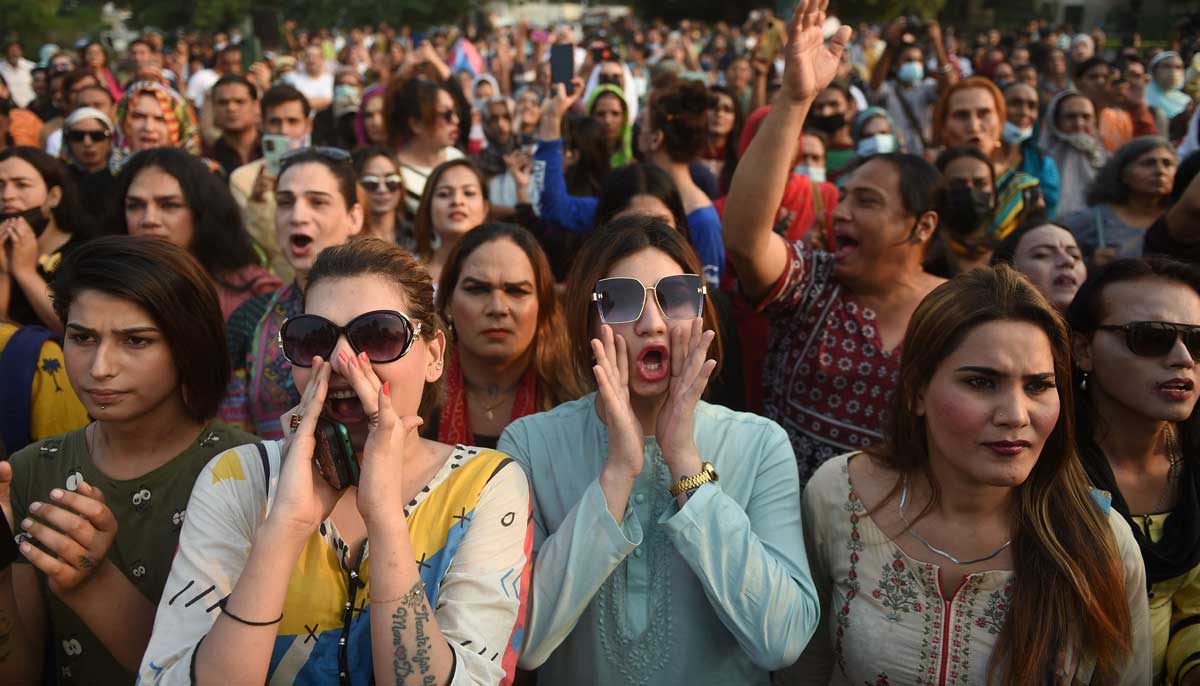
left=67, top=323, right=161, bottom=335
left=462, top=276, right=533, bottom=289
left=955, top=365, right=1055, bottom=380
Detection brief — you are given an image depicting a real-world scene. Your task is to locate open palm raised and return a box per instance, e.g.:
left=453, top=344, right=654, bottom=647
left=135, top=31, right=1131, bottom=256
left=781, top=0, right=853, bottom=103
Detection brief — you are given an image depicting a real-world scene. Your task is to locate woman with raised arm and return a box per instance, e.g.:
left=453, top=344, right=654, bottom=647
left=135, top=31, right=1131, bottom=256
left=141, top=238, right=532, bottom=686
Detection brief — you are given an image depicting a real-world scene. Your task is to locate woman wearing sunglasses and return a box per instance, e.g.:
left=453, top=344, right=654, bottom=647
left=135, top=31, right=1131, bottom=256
left=790, top=264, right=1149, bottom=684
left=351, top=146, right=412, bottom=248
left=411, top=159, right=491, bottom=286
left=433, top=223, right=581, bottom=449
left=141, top=238, right=532, bottom=686
left=1068, top=257, right=1200, bottom=685
left=220, top=148, right=363, bottom=440
left=387, top=79, right=465, bottom=216
left=499, top=215, right=817, bottom=685
left=0, top=236, right=255, bottom=685
left=112, top=147, right=281, bottom=320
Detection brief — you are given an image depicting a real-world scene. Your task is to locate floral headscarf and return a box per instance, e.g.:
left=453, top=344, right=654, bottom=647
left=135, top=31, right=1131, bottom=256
left=111, top=80, right=200, bottom=171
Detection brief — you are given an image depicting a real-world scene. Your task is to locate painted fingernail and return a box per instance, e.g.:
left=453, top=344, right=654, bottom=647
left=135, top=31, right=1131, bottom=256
left=50, top=489, right=64, bottom=500
left=21, top=519, right=32, bottom=529
left=359, top=351, right=369, bottom=364
left=28, top=502, right=40, bottom=512
left=382, top=381, right=390, bottom=397
left=18, top=542, right=29, bottom=553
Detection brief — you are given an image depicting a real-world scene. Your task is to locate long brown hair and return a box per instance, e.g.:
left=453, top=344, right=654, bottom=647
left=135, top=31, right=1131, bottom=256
left=411, top=158, right=490, bottom=262
left=562, top=215, right=723, bottom=391
left=869, top=264, right=1131, bottom=683
left=436, top=223, right=583, bottom=408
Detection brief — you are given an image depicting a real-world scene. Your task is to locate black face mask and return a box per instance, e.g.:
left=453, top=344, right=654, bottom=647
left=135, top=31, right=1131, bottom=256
left=939, top=183, right=994, bottom=238
left=0, top=206, right=51, bottom=236
left=807, top=112, right=846, bottom=134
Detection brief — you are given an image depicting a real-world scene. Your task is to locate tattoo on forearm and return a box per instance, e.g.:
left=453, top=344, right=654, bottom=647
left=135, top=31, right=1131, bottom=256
left=0, top=609, right=13, bottom=662
left=391, top=581, right=437, bottom=685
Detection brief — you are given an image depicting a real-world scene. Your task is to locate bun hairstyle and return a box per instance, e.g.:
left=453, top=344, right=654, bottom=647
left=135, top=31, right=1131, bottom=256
left=649, top=79, right=713, bottom=164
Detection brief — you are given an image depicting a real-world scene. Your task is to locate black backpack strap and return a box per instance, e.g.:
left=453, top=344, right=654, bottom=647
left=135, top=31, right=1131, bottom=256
left=0, top=326, right=55, bottom=453
left=254, top=442, right=271, bottom=500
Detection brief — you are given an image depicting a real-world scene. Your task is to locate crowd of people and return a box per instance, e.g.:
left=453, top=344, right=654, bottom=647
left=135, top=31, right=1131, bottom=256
left=2, top=0, right=1200, bottom=683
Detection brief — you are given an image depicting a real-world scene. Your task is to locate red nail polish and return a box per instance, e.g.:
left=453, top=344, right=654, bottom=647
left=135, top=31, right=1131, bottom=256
left=382, top=381, right=390, bottom=397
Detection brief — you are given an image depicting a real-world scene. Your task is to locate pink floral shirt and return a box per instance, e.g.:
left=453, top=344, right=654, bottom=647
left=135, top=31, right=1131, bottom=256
left=784, top=453, right=1152, bottom=686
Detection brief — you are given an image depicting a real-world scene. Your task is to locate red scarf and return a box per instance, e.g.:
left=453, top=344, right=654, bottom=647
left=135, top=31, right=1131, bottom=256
left=437, top=353, right=540, bottom=445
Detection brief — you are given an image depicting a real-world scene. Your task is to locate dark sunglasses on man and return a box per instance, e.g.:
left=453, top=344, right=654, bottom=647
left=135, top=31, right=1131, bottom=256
left=592, top=274, right=706, bottom=325
left=279, top=310, right=422, bottom=368
left=1097, top=321, right=1200, bottom=361
left=66, top=129, right=112, bottom=144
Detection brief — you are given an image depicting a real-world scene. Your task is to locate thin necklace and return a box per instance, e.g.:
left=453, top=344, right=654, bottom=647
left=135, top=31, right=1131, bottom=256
left=465, top=381, right=517, bottom=422
left=898, top=477, right=1012, bottom=566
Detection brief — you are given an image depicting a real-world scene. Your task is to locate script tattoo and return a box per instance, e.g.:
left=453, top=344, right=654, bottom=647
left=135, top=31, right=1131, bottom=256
left=392, top=581, right=437, bottom=685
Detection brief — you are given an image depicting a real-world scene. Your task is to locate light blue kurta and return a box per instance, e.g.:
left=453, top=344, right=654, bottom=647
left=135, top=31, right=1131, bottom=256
left=498, top=393, right=819, bottom=685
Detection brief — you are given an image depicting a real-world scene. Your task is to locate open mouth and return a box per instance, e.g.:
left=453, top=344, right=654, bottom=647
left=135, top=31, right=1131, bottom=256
left=636, top=344, right=669, bottom=383
left=833, top=233, right=859, bottom=260
left=1052, top=274, right=1077, bottom=288
left=324, top=388, right=367, bottom=424
left=1159, top=379, right=1195, bottom=394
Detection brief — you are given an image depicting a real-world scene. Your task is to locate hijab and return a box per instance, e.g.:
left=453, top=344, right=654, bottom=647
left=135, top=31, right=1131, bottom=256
left=1038, top=89, right=1107, bottom=216
left=59, top=106, right=113, bottom=171
left=1146, top=51, right=1191, bottom=121
left=586, top=83, right=634, bottom=168
left=354, top=85, right=385, bottom=147
left=111, top=81, right=199, bottom=171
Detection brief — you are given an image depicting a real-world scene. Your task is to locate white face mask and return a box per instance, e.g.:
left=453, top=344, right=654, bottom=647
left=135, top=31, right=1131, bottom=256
left=856, top=133, right=897, bottom=157
left=1002, top=121, right=1034, bottom=145
left=793, top=165, right=826, bottom=183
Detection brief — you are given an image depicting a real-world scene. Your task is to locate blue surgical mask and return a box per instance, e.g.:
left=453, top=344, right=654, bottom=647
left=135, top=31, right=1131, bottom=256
left=1002, top=121, right=1033, bottom=145
left=897, top=61, right=925, bottom=84
left=856, top=133, right=896, bottom=157
left=793, top=165, right=826, bottom=183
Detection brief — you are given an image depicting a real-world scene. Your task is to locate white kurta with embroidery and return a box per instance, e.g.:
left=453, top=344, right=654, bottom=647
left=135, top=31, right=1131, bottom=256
left=787, top=452, right=1152, bottom=686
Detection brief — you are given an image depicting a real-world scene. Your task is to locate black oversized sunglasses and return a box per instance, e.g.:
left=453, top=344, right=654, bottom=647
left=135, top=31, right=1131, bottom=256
left=1097, top=321, right=1200, bottom=360
left=279, top=310, right=422, bottom=368
left=67, top=129, right=112, bottom=144
left=592, top=274, right=705, bottom=325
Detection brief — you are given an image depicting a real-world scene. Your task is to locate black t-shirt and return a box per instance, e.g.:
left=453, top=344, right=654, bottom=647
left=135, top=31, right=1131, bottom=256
left=1144, top=214, right=1200, bottom=265
left=7, top=233, right=85, bottom=328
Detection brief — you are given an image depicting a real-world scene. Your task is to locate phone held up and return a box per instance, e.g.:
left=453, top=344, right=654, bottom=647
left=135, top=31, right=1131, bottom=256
left=550, top=43, right=575, bottom=96
left=313, top=418, right=359, bottom=490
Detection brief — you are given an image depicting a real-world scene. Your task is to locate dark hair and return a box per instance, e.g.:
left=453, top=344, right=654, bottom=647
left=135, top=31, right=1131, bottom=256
left=384, top=78, right=449, bottom=146
left=1067, top=257, right=1200, bottom=338
left=277, top=149, right=359, bottom=210
left=708, top=84, right=744, bottom=194
left=111, top=148, right=260, bottom=282
left=648, top=79, right=712, bottom=163
left=1170, top=150, right=1200, bottom=206
left=129, top=37, right=155, bottom=54
left=411, top=158, right=489, bottom=260
left=872, top=264, right=1132, bottom=684
left=351, top=145, right=400, bottom=177
left=593, top=163, right=690, bottom=235
left=563, top=214, right=722, bottom=388
left=79, top=41, right=107, bottom=67
left=590, top=90, right=628, bottom=120
left=73, top=84, right=114, bottom=106
left=305, top=237, right=446, bottom=414
left=563, top=114, right=610, bottom=196
left=435, top=223, right=583, bottom=408
left=0, top=147, right=89, bottom=238
left=61, top=69, right=101, bottom=98
left=853, top=152, right=942, bottom=218
left=51, top=236, right=229, bottom=421
left=212, top=73, right=257, bottom=101
left=935, top=145, right=997, bottom=187
left=1073, top=56, right=1109, bottom=81
left=989, top=211, right=1056, bottom=265
left=1085, top=136, right=1176, bottom=206
left=261, top=84, right=311, bottom=120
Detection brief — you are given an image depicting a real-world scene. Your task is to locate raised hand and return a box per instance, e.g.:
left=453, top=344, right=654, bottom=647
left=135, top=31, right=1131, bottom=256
left=333, top=350, right=423, bottom=527
left=592, top=325, right=645, bottom=482
left=655, top=319, right=717, bottom=471
left=780, top=0, right=852, bottom=103
left=3, top=217, right=40, bottom=279
left=268, top=357, right=341, bottom=536
left=17, top=481, right=117, bottom=595
left=504, top=150, right=533, bottom=190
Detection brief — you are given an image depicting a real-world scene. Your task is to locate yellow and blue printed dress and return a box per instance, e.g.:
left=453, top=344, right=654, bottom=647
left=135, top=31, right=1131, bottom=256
left=137, top=440, right=532, bottom=686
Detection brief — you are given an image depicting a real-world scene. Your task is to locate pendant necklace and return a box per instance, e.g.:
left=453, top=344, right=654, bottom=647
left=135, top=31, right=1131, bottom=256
left=898, top=476, right=1012, bottom=566
left=466, top=382, right=517, bottom=422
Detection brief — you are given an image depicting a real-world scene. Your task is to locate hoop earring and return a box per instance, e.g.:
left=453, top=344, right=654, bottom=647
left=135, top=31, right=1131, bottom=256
left=1080, top=372, right=1088, bottom=392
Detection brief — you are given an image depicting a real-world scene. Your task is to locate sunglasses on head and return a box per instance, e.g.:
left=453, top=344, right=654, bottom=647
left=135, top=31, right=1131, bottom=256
left=67, top=129, right=111, bottom=144
left=592, top=274, right=706, bottom=325
left=280, top=145, right=352, bottom=164
left=279, top=310, right=423, bottom=368
left=1097, top=321, right=1200, bottom=361
left=360, top=173, right=402, bottom=193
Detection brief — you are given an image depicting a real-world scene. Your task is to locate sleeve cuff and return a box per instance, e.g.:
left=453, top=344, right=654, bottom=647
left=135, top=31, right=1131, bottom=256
left=583, top=479, right=644, bottom=551
left=658, top=482, right=719, bottom=533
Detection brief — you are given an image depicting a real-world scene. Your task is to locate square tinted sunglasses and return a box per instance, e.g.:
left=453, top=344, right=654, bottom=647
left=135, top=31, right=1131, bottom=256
left=279, top=310, right=422, bottom=368
left=360, top=173, right=402, bottom=193
left=1097, top=321, right=1200, bottom=360
left=592, top=274, right=706, bottom=325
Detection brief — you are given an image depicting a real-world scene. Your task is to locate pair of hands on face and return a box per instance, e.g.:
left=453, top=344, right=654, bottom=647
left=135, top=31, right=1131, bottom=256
left=591, top=319, right=717, bottom=481
left=269, top=350, right=423, bottom=539
left=0, top=460, right=118, bottom=598
left=0, top=217, right=41, bottom=279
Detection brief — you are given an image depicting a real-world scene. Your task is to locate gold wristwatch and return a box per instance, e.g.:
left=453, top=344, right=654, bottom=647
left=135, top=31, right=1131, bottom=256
left=669, top=462, right=718, bottom=497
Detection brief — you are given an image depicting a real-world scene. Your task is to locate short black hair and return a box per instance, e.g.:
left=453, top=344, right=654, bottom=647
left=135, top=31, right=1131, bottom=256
left=51, top=235, right=229, bottom=421
left=212, top=73, right=257, bottom=101
left=129, top=37, right=155, bottom=53
left=110, top=147, right=260, bottom=279
left=1073, top=56, right=1109, bottom=81
left=593, top=163, right=690, bottom=235
left=861, top=152, right=942, bottom=218
left=278, top=149, right=358, bottom=210
left=261, top=84, right=310, bottom=120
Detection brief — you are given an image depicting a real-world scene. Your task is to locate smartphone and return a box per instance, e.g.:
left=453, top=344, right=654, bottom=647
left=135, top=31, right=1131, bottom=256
left=262, top=134, right=291, bottom=177
left=592, top=44, right=614, bottom=64
left=0, top=513, right=18, bottom=569
left=550, top=43, right=575, bottom=95
left=313, top=418, right=358, bottom=490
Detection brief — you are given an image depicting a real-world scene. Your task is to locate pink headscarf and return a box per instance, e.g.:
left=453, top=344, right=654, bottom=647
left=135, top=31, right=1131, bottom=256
left=354, top=85, right=386, bottom=147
